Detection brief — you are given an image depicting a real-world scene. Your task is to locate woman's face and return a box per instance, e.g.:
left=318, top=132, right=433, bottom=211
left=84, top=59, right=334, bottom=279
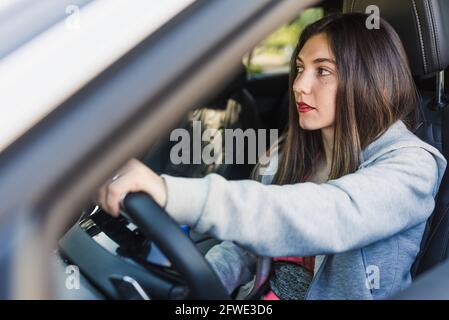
left=293, top=33, right=338, bottom=132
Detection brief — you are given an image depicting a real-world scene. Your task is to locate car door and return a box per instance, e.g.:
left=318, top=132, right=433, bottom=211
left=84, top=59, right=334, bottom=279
left=0, top=0, right=318, bottom=299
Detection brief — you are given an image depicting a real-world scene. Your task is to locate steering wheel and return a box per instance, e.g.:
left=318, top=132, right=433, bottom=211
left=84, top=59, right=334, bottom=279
left=121, top=192, right=229, bottom=299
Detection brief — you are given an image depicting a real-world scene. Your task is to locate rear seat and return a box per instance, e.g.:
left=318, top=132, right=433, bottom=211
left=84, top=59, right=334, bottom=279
left=144, top=65, right=262, bottom=254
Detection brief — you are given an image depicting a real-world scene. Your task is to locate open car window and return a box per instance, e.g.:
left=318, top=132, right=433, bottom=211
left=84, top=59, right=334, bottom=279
left=245, top=7, right=324, bottom=75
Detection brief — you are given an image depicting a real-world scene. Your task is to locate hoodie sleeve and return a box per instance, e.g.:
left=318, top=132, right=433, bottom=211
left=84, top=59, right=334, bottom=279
left=161, top=146, right=443, bottom=257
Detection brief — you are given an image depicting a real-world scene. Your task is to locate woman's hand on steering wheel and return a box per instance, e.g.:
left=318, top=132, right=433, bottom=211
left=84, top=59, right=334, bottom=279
left=96, top=158, right=167, bottom=217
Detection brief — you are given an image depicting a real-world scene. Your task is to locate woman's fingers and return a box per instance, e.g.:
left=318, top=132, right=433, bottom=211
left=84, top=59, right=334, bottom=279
left=95, top=181, right=108, bottom=212
left=105, top=176, right=131, bottom=217
left=113, top=158, right=138, bottom=177
left=96, top=158, right=167, bottom=217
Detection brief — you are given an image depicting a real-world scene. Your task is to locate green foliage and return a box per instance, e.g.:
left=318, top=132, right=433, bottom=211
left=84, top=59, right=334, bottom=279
left=262, top=7, right=324, bottom=52
left=246, top=7, right=324, bottom=75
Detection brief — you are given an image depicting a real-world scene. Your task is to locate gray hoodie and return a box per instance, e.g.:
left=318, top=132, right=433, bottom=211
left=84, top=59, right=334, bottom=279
left=161, top=120, right=447, bottom=299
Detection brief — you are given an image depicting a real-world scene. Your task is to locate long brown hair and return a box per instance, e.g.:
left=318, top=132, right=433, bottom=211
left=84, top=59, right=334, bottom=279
left=268, top=13, right=418, bottom=185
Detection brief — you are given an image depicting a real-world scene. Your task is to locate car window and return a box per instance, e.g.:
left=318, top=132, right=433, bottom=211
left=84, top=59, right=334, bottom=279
left=244, top=7, right=324, bottom=76
left=145, top=7, right=326, bottom=180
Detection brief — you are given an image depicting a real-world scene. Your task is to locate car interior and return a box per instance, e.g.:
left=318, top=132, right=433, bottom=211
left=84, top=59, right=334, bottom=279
left=56, top=0, right=449, bottom=299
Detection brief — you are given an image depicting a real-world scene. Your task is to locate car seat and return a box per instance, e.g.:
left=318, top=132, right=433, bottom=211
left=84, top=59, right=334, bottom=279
left=343, top=0, right=449, bottom=279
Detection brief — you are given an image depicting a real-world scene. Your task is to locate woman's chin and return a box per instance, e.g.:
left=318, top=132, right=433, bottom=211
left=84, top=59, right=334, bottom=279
left=298, top=120, right=319, bottom=131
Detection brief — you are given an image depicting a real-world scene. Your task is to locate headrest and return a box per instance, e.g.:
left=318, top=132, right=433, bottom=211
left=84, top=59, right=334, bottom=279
left=343, top=0, right=449, bottom=76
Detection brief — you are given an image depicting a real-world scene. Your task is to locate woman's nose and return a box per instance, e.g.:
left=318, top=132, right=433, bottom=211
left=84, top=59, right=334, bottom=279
left=293, top=72, right=313, bottom=96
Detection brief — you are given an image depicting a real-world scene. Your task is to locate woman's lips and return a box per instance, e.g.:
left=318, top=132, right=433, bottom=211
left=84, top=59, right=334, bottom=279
left=296, top=102, right=315, bottom=113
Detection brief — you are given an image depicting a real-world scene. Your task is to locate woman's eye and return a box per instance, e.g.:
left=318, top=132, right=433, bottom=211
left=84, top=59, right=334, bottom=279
left=318, top=68, right=331, bottom=76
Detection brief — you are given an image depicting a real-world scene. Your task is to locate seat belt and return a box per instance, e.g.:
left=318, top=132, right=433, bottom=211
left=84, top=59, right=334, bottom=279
left=238, top=256, right=272, bottom=300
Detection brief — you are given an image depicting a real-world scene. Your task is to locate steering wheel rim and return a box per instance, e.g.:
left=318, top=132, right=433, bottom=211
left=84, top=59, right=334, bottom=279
left=121, top=192, right=229, bottom=300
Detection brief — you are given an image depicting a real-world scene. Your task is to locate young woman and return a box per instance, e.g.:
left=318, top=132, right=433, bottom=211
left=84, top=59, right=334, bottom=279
left=96, top=13, right=447, bottom=299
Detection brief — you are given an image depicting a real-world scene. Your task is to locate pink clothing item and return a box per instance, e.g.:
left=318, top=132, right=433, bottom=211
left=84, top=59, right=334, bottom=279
left=264, top=157, right=320, bottom=300
left=264, top=290, right=280, bottom=300
left=274, top=256, right=305, bottom=263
